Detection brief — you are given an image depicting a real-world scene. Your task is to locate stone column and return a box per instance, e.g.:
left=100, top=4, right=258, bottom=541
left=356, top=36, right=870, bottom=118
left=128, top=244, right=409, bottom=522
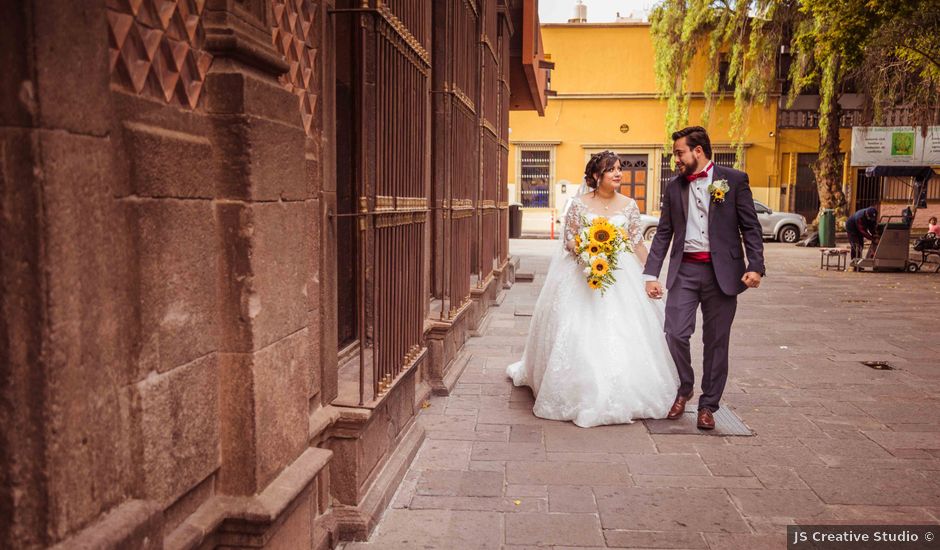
left=1, top=0, right=154, bottom=547
left=200, top=0, right=313, bottom=498
left=311, top=0, right=339, bottom=408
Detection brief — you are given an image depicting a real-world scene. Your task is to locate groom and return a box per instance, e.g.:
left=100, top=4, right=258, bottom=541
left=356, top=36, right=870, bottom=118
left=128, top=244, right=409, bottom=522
left=643, top=126, right=765, bottom=429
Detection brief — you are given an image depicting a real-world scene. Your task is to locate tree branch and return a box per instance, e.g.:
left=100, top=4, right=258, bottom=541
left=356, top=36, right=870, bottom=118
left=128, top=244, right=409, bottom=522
left=898, top=43, right=940, bottom=73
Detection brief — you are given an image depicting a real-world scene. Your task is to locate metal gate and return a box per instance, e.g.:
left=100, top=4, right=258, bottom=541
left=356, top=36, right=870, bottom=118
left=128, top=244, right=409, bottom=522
left=332, top=0, right=431, bottom=404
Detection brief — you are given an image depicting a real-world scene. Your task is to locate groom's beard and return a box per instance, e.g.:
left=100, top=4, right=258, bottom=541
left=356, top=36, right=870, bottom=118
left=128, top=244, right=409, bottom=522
left=675, top=160, right=694, bottom=177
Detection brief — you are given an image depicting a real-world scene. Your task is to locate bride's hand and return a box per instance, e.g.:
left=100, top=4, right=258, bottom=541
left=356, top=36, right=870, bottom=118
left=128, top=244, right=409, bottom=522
left=645, top=281, right=663, bottom=299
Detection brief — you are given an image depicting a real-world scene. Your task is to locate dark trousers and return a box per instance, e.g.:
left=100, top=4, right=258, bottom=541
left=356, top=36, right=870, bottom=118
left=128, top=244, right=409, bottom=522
left=664, top=261, right=737, bottom=412
left=846, top=228, right=865, bottom=260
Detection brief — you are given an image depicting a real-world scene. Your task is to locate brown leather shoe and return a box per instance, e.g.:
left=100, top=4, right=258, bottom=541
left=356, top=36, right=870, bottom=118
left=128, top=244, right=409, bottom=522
left=697, top=409, right=716, bottom=430
left=666, top=393, right=692, bottom=420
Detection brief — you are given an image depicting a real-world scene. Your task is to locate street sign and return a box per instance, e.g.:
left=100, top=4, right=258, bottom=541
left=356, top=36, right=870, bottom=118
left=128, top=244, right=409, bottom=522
left=851, top=126, right=940, bottom=166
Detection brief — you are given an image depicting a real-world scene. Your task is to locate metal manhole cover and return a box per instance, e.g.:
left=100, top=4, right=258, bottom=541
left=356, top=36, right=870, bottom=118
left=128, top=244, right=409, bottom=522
left=861, top=360, right=894, bottom=370
left=644, top=406, right=753, bottom=436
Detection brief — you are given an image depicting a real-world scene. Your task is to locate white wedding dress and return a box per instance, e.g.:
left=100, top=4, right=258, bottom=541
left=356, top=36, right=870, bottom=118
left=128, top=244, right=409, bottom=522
left=506, top=196, right=679, bottom=427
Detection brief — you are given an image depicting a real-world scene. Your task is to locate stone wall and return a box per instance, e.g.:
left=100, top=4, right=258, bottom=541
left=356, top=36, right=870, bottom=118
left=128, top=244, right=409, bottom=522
left=0, top=1, right=524, bottom=548
left=1, top=1, right=333, bottom=548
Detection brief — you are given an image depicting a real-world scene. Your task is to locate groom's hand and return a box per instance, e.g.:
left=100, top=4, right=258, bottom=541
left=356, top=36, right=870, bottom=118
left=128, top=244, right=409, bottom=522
left=742, top=271, right=762, bottom=288
left=645, top=281, right=663, bottom=299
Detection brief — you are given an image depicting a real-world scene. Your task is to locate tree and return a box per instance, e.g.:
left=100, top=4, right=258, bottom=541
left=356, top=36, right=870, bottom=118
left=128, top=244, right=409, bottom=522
left=854, top=1, right=940, bottom=128
left=786, top=0, right=882, bottom=221
left=650, top=0, right=938, bottom=223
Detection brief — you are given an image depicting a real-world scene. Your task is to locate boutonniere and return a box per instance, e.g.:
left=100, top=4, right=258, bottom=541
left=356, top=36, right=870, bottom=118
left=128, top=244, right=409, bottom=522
left=708, top=179, right=730, bottom=204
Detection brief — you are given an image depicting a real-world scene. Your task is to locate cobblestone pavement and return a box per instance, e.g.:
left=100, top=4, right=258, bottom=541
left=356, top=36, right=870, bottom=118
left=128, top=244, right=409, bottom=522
left=345, top=241, right=940, bottom=549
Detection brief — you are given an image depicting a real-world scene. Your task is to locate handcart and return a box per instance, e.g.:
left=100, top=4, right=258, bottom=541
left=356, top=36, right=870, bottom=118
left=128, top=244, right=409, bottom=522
left=855, top=166, right=932, bottom=273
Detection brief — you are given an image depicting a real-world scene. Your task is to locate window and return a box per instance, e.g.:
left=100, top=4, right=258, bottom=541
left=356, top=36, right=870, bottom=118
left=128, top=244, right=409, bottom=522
left=718, top=59, right=734, bottom=92
left=882, top=174, right=940, bottom=201
left=519, top=149, right=551, bottom=207
left=713, top=151, right=737, bottom=168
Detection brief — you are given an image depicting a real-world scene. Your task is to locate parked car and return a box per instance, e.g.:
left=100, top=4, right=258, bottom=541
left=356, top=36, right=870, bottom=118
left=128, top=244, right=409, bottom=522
left=754, top=200, right=806, bottom=243
left=640, top=214, right=659, bottom=241
left=636, top=202, right=806, bottom=244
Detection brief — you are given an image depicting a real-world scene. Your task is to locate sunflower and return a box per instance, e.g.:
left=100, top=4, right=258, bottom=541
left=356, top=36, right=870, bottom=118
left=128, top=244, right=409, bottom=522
left=588, top=278, right=602, bottom=290
left=591, top=257, right=610, bottom=276
left=589, top=221, right=617, bottom=245
left=574, top=234, right=582, bottom=247
left=713, top=189, right=725, bottom=202
left=587, top=242, right=603, bottom=255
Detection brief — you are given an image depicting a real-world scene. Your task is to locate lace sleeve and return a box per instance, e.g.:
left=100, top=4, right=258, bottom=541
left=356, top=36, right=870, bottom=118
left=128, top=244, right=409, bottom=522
left=625, top=199, right=644, bottom=249
left=564, top=198, right=584, bottom=251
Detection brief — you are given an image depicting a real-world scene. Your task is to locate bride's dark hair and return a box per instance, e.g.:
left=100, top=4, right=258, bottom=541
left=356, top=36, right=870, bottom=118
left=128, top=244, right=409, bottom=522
left=584, top=151, right=620, bottom=189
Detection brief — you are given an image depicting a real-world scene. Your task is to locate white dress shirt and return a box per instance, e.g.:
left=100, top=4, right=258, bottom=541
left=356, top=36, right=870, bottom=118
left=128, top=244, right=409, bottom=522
left=684, top=163, right=714, bottom=253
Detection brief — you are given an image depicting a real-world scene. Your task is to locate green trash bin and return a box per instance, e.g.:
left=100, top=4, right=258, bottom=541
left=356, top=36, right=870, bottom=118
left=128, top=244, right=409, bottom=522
left=818, top=208, right=835, bottom=247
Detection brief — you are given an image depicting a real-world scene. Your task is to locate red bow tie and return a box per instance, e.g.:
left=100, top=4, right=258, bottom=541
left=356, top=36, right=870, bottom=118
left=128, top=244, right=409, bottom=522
left=685, top=163, right=714, bottom=182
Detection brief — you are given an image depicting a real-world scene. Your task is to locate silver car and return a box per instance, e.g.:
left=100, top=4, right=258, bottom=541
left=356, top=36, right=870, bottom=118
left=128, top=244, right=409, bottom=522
left=754, top=200, right=806, bottom=243
left=638, top=202, right=805, bottom=243
left=639, top=214, right=660, bottom=241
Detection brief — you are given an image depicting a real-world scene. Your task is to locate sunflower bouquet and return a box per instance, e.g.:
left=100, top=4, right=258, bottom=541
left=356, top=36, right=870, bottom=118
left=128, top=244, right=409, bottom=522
left=573, top=215, right=634, bottom=294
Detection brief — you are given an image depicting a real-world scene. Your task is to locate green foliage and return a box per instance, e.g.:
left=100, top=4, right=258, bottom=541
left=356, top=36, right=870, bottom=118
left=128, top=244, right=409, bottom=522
left=650, top=0, right=788, bottom=166
left=855, top=0, right=940, bottom=128
left=651, top=0, right=935, bottom=146
left=650, top=0, right=938, bottom=220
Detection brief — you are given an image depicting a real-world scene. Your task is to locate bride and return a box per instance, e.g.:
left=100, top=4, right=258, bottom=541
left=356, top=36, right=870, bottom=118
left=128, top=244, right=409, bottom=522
left=506, top=151, right=679, bottom=428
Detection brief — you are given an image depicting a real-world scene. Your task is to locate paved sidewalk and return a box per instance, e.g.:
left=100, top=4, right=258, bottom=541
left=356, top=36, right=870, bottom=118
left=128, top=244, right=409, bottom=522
left=346, top=240, right=940, bottom=549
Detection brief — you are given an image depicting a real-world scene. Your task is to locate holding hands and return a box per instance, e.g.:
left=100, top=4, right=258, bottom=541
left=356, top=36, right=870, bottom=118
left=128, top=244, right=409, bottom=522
left=645, top=281, right=663, bottom=299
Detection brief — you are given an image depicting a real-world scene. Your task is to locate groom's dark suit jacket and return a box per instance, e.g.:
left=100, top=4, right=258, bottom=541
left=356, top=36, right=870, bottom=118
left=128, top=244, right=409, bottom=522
left=643, top=164, right=765, bottom=296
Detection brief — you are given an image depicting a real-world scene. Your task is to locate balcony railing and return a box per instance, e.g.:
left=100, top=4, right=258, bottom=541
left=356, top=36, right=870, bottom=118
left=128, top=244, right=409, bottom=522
left=778, top=107, right=917, bottom=129
left=777, top=109, right=863, bottom=129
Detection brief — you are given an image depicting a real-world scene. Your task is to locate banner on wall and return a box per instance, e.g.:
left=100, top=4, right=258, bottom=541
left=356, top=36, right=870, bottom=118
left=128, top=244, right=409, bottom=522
left=851, top=126, right=940, bottom=166
left=924, top=126, right=940, bottom=165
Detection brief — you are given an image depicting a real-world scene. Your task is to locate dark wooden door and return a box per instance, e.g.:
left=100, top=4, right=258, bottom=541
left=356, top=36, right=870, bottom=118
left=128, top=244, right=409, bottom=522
left=794, top=153, right=821, bottom=221
left=617, top=154, right=648, bottom=213
left=795, top=152, right=845, bottom=220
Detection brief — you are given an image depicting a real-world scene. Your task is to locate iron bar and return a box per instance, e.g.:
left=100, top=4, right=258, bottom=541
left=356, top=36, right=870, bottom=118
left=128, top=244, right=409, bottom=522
left=356, top=8, right=369, bottom=406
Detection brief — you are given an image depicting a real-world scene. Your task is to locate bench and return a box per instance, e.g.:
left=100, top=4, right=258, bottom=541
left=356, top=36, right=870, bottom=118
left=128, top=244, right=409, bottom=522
left=819, top=247, right=850, bottom=271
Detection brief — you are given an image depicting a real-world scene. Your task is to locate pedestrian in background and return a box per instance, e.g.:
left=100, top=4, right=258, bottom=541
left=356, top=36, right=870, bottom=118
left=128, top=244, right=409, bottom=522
left=846, top=206, right=878, bottom=261
left=928, top=216, right=940, bottom=237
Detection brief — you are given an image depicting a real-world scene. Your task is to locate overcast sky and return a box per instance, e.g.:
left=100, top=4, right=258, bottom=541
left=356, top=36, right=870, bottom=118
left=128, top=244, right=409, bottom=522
left=539, top=0, right=658, bottom=23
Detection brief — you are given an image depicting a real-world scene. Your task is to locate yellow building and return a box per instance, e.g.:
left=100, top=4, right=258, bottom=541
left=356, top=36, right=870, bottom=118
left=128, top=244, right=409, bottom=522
left=509, top=22, right=781, bottom=218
